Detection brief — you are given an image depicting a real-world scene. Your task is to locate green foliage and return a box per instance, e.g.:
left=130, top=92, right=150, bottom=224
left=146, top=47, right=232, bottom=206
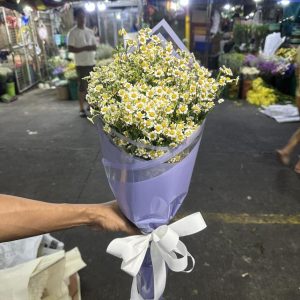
left=95, top=44, right=114, bottom=60
left=233, top=24, right=269, bottom=52
left=219, top=53, right=245, bottom=75
left=0, top=67, right=13, bottom=83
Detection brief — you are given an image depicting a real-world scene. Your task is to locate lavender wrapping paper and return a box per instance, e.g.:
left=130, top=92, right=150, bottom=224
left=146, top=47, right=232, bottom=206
left=96, top=120, right=205, bottom=299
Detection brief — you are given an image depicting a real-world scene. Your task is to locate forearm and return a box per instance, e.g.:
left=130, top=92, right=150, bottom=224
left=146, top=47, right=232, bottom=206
left=68, top=45, right=96, bottom=53
left=0, top=194, right=98, bottom=242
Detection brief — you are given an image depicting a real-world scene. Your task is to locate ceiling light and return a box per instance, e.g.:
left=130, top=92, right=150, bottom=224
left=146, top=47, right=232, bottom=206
left=85, top=2, right=95, bottom=12
left=179, top=0, right=189, bottom=6
left=224, top=4, right=231, bottom=10
left=98, top=2, right=106, bottom=11
left=279, top=0, right=290, bottom=6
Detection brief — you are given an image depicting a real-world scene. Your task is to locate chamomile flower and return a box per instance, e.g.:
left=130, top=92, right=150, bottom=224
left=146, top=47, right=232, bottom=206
left=178, top=104, right=188, bottom=114
left=118, top=28, right=127, bottom=36
left=148, top=131, right=157, bottom=141
left=130, top=91, right=139, bottom=100
left=170, top=92, right=179, bottom=102
left=220, top=65, right=233, bottom=77
left=154, top=124, right=163, bottom=134
left=146, top=109, right=156, bottom=120
left=139, top=35, right=147, bottom=45
left=154, top=69, right=164, bottom=78
left=165, top=106, right=174, bottom=114
left=86, top=27, right=236, bottom=161
left=124, top=102, right=134, bottom=113
left=144, top=119, right=154, bottom=128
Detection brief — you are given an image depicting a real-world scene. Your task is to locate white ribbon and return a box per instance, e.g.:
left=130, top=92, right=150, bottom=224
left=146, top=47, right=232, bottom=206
left=107, top=212, right=207, bottom=300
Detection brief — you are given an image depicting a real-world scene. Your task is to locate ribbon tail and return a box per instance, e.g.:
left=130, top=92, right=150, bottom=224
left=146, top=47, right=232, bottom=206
left=130, top=276, right=144, bottom=300
left=151, top=243, right=167, bottom=300
left=169, top=212, right=207, bottom=237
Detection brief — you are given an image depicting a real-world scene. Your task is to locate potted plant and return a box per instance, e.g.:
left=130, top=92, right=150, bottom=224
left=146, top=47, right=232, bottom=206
left=6, top=69, right=16, bottom=97
left=240, top=66, right=260, bottom=99
left=0, top=68, right=8, bottom=96
left=64, top=63, right=78, bottom=100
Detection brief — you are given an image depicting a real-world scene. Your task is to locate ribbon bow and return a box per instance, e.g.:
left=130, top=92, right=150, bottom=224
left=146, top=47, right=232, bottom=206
left=107, top=212, right=207, bottom=300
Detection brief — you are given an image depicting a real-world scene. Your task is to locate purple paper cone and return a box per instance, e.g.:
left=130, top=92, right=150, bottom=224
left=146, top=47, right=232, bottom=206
left=96, top=119, right=205, bottom=299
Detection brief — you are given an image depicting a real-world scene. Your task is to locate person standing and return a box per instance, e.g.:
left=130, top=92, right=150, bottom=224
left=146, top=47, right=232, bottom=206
left=67, top=8, right=97, bottom=118
left=276, top=46, right=300, bottom=174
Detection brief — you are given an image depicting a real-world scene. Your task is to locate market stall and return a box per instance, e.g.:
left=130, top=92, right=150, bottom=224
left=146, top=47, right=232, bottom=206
left=206, top=0, right=300, bottom=106
left=0, top=6, right=56, bottom=98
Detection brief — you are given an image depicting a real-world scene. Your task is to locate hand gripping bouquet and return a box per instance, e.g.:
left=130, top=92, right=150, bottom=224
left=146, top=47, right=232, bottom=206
left=87, top=20, right=236, bottom=300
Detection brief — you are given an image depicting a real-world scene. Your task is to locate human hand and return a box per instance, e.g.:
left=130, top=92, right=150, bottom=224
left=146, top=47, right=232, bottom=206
left=89, top=201, right=139, bottom=235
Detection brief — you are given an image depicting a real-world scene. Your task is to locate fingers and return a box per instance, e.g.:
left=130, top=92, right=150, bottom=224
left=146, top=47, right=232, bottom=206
left=123, top=221, right=140, bottom=235
left=99, top=201, right=140, bottom=235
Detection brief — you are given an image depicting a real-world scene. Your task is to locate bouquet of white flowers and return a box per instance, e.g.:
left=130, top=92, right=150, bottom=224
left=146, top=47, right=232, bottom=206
left=87, top=21, right=236, bottom=300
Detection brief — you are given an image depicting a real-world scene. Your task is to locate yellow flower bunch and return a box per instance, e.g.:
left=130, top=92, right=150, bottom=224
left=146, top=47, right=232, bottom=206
left=64, top=62, right=77, bottom=79
left=87, top=28, right=236, bottom=160
left=276, top=48, right=297, bottom=63
left=247, top=77, right=277, bottom=106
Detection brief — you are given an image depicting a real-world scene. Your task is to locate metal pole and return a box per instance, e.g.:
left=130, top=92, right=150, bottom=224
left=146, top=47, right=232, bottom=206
left=185, top=6, right=190, bottom=50
left=96, top=5, right=101, bottom=43
left=205, top=0, right=213, bottom=68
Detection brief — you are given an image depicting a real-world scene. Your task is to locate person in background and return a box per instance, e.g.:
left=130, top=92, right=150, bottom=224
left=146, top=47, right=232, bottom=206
left=276, top=47, right=300, bottom=174
left=67, top=7, right=97, bottom=118
left=0, top=194, right=137, bottom=243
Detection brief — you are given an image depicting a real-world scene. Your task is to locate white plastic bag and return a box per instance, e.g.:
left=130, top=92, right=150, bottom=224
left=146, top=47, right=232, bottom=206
left=0, top=234, right=64, bottom=270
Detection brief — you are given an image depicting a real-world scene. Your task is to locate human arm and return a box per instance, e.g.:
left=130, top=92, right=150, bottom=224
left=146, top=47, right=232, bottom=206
left=0, top=194, right=138, bottom=242
left=68, top=45, right=96, bottom=53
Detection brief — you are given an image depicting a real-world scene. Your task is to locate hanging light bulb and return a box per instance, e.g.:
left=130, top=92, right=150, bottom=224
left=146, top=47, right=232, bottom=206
left=98, top=2, right=107, bottom=11
left=85, top=2, right=95, bottom=12
left=224, top=3, right=231, bottom=11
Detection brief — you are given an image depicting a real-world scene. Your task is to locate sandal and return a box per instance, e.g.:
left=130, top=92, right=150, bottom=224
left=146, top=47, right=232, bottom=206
left=276, top=149, right=290, bottom=166
left=79, top=110, right=87, bottom=118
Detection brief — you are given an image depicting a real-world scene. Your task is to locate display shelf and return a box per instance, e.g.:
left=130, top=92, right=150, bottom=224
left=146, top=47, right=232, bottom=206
left=2, top=7, right=41, bottom=93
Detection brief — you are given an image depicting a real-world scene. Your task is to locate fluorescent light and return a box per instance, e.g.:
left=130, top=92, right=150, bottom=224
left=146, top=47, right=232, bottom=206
left=179, top=0, right=189, bottom=6
left=224, top=4, right=231, bottom=10
left=85, top=2, right=95, bottom=12
left=279, top=0, right=290, bottom=6
left=254, top=0, right=262, bottom=2
left=98, top=2, right=106, bottom=11
left=116, top=12, right=121, bottom=20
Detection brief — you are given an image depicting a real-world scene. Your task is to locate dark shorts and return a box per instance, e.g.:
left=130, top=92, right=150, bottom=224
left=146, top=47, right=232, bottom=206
left=76, top=65, right=94, bottom=93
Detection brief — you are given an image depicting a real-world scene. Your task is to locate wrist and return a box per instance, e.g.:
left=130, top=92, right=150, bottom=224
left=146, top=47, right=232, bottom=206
left=56, top=203, right=96, bottom=227
left=84, top=204, right=105, bottom=226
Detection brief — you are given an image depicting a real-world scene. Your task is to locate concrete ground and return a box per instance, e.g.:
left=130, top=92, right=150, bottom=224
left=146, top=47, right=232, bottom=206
left=0, top=88, right=299, bottom=300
